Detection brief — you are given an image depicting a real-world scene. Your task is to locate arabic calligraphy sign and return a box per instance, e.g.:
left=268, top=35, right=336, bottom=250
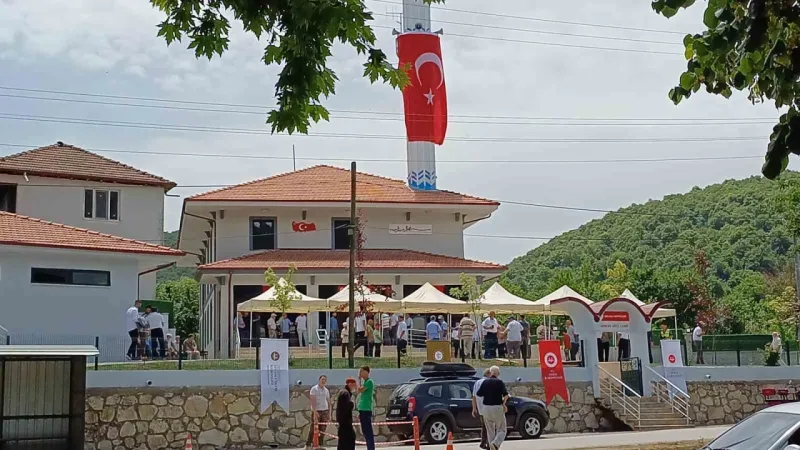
left=388, top=224, right=433, bottom=235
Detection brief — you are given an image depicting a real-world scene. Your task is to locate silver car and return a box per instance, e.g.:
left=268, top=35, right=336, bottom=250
left=702, top=403, right=800, bottom=450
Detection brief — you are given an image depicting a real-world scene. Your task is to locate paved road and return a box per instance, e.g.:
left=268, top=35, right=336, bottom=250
left=323, top=426, right=728, bottom=450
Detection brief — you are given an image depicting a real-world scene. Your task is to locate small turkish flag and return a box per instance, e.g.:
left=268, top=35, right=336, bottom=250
left=397, top=32, right=448, bottom=145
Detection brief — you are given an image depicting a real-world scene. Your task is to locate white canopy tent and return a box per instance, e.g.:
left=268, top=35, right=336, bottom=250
left=532, top=285, right=594, bottom=339
left=618, top=289, right=678, bottom=335
left=532, top=285, right=594, bottom=315
left=327, top=285, right=403, bottom=312
left=478, top=283, right=542, bottom=314
left=401, top=283, right=471, bottom=313
left=237, top=279, right=328, bottom=313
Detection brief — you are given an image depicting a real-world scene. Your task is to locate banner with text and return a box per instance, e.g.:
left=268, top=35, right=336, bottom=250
left=598, top=310, right=630, bottom=331
left=660, top=339, right=688, bottom=397
left=538, top=340, right=569, bottom=405
left=260, top=338, right=290, bottom=412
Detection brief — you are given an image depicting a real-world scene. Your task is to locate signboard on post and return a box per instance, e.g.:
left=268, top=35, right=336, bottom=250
left=598, top=311, right=630, bottom=331
left=538, top=340, right=569, bottom=404
left=660, top=339, right=688, bottom=397
left=260, top=338, right=290, bottom=412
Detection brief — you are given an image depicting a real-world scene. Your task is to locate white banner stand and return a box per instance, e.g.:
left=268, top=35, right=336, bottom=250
left=260, top=338, right=290, bottom=412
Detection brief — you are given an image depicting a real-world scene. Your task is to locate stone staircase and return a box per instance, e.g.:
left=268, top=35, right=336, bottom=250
left=608, top=396, right=693, bottom=431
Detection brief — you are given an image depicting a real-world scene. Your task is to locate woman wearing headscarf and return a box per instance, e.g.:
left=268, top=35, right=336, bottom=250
left=336, top=377, right=357, bottom=450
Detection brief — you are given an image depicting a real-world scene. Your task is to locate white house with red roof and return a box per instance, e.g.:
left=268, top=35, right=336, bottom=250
left=0, top=212, right=183, bottom=360
left=177, top=165, right=504, bottom=358
left=0, top=142, right=177, bottom=299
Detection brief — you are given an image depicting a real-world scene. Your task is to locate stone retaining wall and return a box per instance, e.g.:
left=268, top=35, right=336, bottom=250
left=688, top=380, right=785, bottom=425
left=84, top=383, right=599, bottom=450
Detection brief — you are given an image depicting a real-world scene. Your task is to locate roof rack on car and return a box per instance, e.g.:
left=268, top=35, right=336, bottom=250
left=419, top=362, right=477, bottom=378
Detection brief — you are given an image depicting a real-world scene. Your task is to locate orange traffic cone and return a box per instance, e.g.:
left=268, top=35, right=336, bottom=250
left=446, top=432, right=454, bottom=450
left=185, top=433, right=193, bottom=450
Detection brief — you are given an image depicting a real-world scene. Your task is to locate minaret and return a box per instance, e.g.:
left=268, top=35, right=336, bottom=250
left=402, top=0, right=437, bottom=191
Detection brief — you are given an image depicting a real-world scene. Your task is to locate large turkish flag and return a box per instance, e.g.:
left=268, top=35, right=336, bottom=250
left=397, top=32, right=448, bottom=145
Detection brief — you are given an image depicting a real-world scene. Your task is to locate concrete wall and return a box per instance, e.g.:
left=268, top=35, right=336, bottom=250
left=212, top=206, right=465, bottom=262
left=0, top=174, right=166, bottom=299
left=0, top=246, right=141, bottom=360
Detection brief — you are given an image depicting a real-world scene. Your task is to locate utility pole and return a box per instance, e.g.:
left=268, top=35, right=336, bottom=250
left=292, top=145, right=296, bottom=171
left=348, top=161, right=357, bottom=368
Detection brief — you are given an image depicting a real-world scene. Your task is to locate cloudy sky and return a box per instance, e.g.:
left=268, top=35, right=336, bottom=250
left=0, top=0, right=783, bottom=265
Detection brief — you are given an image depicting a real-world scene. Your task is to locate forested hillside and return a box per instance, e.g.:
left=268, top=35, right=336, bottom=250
left=501, top=174, right=800, bottom=336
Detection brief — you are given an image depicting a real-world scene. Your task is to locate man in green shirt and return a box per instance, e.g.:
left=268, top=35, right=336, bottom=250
left=357, top=366, right=375, bottom=450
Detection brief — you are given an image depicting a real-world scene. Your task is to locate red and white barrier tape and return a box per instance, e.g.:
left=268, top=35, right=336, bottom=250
left=317, top=421, right=414, bottom=426
left=318, top=431, right=416, bottom=446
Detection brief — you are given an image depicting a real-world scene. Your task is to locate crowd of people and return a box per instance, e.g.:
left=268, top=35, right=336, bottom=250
left=303, top=364, right=512, bottom=450
left=125, top=299, right=201, bottom=361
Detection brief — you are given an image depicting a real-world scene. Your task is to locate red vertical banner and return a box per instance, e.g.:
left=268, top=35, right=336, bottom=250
left=396, top=32, right=448, bottom=144
left=538, top=340, right=570, bottom=405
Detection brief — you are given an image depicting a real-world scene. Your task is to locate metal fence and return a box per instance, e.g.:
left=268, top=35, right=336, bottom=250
left=7, top=330, right=799, bottom=370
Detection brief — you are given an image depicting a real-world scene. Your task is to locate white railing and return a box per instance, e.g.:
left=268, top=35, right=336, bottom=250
left=646, top=366, right=691, bottom=424
left=597, top=365, right=641, bottom=428
left=0, top=324, right=7, bottom=345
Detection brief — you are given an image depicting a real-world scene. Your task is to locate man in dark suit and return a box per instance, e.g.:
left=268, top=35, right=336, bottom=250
left=336, top=378, right=357, bottom=450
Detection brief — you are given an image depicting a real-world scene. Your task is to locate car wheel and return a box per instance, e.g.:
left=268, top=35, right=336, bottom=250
left=518, top=411, right=544, bottom=439
left=423, top=416, right=451, bottom=444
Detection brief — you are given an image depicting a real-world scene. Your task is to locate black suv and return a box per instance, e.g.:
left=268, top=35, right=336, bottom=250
left=385, top=363, right=549, bottom=444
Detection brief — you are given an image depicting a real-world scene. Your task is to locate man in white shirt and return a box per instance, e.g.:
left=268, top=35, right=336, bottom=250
left=296, top=313, right=308, bottom=347
left=482, top=312, right=499, bottom=359
left=125, top=300, right=142, bottom=360
left=472, top=369, right=491, bottom=449
left=381, top=313, right=392, bottom=346
left=146, top=306, right=166, bottom=359
left=354, top=312, right=367, bottom=356
left=505, top=317, right=523, bottom=359
left=692, top=322, right=704, bottom=365
left=396, top=314, right=408, bottom=356
left=267, top=313, right=278, bottom=339
left=306, top=375, right=332, bottom=450
left=389, top=313, right=399, bottom=346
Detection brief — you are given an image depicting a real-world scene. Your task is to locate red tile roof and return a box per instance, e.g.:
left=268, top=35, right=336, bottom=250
left=0, top=212, right=185, bottom=257
left=199, top=248, right=505, bottom=271
left=187, top=165, right=498, bottom=206
left=0, top=143, right=176, bottom=189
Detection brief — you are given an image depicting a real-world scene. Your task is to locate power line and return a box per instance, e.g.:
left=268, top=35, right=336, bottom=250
left=0, top=86, right=777, bottom=122
left=0, top=142, right=763, bottom=164
left=368, top=0, right=690, bottom=36
left=0, top=92, right=776, bottom=128
left=0, top=113, right=770, bottom=143
left=370, top=12, right=682, bottom=46
left=372, top=24, right=680, bottom=55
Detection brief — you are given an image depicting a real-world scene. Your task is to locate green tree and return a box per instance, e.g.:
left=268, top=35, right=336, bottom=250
left=149, top=0, right=431, bottom=134
left=155, top=277, right=200, bottom=338
left=600, top=259, right=631, bottom=299
left=651, top=0, right=800, bottom=178
left=264, top=265, right=301, bottom=314
left=450, top=273, right=483, bottom=315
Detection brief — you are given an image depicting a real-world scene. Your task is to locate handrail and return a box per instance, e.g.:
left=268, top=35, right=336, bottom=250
left=646, top=366, right=689, bottom=397
left=646, top=366, right=691, bottom=423
left=596, top=365, right=641, bottom=428
left=597, top=365, right=642, bottom=398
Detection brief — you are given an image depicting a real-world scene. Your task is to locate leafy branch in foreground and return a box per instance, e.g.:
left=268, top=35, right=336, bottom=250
left=149, top=0, right=439, bottom=134
left=652, top=0, right=800, bottom=178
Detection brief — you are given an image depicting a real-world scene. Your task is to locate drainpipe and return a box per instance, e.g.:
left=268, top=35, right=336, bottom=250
left=137, top=262, right=177, bottom=299
left=228, top=272, right=233, bottom=359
